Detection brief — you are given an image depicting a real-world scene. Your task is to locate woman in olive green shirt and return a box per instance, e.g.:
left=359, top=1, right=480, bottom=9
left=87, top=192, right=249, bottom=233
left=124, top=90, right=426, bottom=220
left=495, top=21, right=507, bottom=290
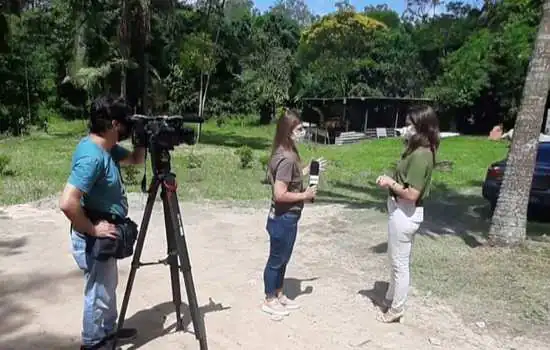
left=375, top=105, right=440, bottom=323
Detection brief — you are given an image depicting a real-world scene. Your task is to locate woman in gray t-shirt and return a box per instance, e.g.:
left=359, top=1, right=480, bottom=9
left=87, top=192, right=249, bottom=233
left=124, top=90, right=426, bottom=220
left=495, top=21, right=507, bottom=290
left=262, top=109, right=324, bottom=317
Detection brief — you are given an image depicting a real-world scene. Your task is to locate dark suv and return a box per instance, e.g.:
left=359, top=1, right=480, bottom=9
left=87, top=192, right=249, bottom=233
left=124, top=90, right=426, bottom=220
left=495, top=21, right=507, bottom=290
left=482, top=141, right=550, bottom=214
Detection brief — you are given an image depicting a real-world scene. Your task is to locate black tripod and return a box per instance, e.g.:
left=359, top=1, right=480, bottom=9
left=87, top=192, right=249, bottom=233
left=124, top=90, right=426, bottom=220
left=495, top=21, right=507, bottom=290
left=111, top=145, right=207, bottom=350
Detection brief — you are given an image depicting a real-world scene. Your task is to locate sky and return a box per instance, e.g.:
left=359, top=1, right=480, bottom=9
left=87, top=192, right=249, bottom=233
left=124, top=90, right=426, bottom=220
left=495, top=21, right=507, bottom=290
left=253, top=1, right=411, bottom=15
left=253, top=1, right=481, bottom=16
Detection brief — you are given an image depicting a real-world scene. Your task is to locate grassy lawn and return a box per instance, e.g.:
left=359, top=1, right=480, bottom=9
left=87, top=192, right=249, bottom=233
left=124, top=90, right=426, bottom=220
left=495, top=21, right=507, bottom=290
left=412, top=236, right=550, bottom=337
left=2, top=116, right=550, bottom=337
left=0, top=116, right=509, bottom=205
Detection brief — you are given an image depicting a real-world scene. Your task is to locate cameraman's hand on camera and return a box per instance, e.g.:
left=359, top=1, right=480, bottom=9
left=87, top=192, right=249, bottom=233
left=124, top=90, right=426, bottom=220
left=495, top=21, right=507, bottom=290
left=303, top=185, right=317, bottom=201
left=92, top=221, right=118, bottom=239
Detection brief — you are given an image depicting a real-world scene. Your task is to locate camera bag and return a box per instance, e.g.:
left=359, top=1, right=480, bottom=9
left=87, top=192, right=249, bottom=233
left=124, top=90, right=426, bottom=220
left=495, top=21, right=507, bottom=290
left=82, top=208, right=139, bottom=261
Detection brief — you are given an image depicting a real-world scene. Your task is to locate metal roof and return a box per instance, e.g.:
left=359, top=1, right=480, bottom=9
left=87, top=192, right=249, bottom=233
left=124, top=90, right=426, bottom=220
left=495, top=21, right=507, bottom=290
left=300, top=96, right=434, bottom=103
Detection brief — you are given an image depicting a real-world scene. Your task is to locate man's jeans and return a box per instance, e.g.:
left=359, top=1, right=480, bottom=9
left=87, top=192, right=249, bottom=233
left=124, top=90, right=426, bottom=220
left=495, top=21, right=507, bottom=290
left=263, top=211, right=300, bottom=298
left=71, top=230, right=118, bottom=347
left=385, top=197, right=422, bottom=312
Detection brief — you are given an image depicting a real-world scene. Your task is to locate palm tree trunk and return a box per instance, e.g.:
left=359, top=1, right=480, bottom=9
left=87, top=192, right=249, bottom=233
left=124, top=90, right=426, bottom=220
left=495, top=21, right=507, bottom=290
left=487, top=0, right=550, bottom=246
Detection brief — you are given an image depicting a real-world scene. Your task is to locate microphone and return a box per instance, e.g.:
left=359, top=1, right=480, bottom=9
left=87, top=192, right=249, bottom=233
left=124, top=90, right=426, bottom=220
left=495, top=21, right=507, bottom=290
left=308, top=160, right=320, bottom=203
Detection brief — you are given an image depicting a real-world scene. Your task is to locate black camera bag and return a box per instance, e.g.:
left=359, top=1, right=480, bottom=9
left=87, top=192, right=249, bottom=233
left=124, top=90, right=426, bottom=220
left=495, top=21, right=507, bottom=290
left=82, top=208, right=139, bottom=261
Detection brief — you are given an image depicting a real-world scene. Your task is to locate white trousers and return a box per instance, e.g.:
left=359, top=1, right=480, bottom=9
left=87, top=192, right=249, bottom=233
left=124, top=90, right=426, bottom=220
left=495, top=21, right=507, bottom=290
left=385, top=197, right=423, bottom=312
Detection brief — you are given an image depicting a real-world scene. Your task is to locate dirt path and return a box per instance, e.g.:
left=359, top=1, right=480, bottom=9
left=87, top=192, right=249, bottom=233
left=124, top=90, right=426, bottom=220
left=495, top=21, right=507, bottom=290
left=0, top=194, right=545, bottom=350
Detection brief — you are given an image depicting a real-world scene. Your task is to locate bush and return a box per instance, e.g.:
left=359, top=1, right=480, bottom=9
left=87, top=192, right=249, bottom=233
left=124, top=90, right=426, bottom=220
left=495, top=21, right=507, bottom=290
left=235, top=145, right=253, bottom=168
left=0, top=154, right=11, bottom=175
left=187, top=153, right=203, bottom=169
left=123, top=165, right=140, bottom=185
left=259, top=153, right=270, bottom=169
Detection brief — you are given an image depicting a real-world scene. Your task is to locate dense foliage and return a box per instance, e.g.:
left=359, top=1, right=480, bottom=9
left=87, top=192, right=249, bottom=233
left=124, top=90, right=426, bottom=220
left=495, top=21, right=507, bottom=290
left=0, top=0, right=544, bottom=135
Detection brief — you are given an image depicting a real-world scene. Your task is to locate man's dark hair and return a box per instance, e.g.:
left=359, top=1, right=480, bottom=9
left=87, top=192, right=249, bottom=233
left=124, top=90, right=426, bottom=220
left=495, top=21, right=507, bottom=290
left=89, top=95, right=132, bottom=134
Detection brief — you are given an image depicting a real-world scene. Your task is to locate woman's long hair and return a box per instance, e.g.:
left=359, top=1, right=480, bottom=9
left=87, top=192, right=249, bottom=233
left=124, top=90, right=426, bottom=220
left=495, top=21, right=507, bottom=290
left=402, top=105, right=440, bottom=164
left=270, top=108, right=302, bottom=161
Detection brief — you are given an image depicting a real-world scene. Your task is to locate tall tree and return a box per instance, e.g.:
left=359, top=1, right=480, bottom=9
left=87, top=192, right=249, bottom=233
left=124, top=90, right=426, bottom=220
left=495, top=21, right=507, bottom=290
left=0, top=0, right=26, bottom=52
left=271, top=0, right=314, bottom=28
left=488, top=0, right=550, bottom=246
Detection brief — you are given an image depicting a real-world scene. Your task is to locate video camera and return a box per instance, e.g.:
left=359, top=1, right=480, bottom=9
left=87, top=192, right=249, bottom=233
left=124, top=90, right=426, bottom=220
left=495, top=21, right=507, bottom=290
left=129, top=114, right=205, bottom=150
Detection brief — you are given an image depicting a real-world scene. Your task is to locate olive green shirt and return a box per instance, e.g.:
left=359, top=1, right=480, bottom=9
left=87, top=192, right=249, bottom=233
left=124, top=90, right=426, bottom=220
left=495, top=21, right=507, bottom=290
left=392, top=148, right=434, bottom=205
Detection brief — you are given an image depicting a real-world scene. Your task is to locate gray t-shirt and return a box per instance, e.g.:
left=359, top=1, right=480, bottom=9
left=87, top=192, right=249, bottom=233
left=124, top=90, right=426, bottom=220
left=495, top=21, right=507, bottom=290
left=268, top=147, right=304, bottom=216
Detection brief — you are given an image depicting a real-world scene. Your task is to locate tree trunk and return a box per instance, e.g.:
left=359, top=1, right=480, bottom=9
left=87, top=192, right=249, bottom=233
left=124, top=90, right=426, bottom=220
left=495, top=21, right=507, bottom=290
left=487, top=0, right=550, bottom=246
left=119, top=0, right=129, bottom=98
left=142, top=52, right=149, bottom=114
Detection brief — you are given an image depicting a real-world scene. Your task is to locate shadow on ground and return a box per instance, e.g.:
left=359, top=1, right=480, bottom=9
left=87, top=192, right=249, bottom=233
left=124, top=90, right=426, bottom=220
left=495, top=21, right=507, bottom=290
left=0, top=333, right=78, bottom=350
left=199, top=130, right=270, bottom=150
left=283, top=277, right=319, bottom=300
left=358, top=281, right=389, bottom=311
left=0, top=270, right=83, bottom=349
left=0, top=237, right=27, bottom=257
left=315, top=179, right=550, bottom=249
left=122, top=298, right=230, bottom=349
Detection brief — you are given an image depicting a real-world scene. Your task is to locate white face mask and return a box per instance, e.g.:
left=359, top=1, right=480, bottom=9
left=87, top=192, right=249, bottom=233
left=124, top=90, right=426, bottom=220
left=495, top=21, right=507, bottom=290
left=401, top=125, right=416, bottom=140
left=291, top=126, right=306, bottom=142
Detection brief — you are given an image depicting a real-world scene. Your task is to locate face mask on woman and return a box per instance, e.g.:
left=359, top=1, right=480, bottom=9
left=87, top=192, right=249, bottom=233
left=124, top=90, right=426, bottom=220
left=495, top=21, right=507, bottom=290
left=291, top=126, right=306, bottom=142
left=401, top=124, right=416, bottom=141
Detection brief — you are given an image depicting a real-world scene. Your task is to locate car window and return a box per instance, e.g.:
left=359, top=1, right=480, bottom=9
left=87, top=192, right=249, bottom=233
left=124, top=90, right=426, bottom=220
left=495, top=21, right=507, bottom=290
left=536, top=143, right=550, bottom=164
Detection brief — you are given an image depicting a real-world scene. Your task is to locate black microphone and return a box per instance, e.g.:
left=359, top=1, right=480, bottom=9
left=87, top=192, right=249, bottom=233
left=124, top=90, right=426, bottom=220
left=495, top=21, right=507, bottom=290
left=309, top=160, right=320, bottom=203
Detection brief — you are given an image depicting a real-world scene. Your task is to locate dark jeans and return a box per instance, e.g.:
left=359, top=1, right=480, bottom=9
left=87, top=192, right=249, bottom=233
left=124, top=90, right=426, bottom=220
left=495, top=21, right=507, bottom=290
left=263, top=211, right=301, bottom=298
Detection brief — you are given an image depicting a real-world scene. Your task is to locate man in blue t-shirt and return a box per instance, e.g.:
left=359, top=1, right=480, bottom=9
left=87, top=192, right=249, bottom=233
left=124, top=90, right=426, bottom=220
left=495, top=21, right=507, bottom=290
left=59, top=96, right=145, bottom=350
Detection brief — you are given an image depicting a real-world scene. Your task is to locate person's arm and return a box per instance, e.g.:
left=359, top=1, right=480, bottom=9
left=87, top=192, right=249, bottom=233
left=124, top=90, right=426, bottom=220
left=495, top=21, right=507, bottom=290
left=377, top=153, right=431, bottom=202
left=392, top=154, right=431, bottom=202
left=388, top=181, right=421, bottom=202
left=59, top=156, right=117, bottom=238
left=114, top=144, right=146, bottom=166
left=59, top=156, right=98, bottom=234
left=59, top=184, right=97, bottom=234
left=273, top=180, right=309, bottom=202
left=273, top=159, right=314, bottom=203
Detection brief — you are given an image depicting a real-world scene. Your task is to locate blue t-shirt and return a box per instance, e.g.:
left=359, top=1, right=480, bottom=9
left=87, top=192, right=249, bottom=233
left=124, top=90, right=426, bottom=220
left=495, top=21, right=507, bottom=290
left=68, top=136, right=131, bottom=218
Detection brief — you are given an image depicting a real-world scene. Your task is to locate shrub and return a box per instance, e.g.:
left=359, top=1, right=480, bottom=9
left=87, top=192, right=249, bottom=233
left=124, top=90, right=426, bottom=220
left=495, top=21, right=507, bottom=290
left=216, top=117, right=225, bottom=128
left=259, top=153, right=270, bottom=169
left=235, top=145, right=253, bottom=168
left=187, top=152, right=203, bottom=169
left=0, top=154, right=11, bottom=175
left=123, top=165, right=140, bottom=185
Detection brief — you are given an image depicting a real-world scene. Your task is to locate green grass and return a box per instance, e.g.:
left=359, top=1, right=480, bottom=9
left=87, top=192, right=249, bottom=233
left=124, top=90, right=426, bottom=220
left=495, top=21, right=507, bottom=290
left=411, top=234, right=550, bottom=339
left=0, top=116, right=507, bottom=204
left=0, top=116, right=509, bottom=205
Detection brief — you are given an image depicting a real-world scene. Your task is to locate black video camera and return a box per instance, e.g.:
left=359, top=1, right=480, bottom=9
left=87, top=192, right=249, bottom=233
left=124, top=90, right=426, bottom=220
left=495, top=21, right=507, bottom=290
left=129, top=114, right=204, bottom=150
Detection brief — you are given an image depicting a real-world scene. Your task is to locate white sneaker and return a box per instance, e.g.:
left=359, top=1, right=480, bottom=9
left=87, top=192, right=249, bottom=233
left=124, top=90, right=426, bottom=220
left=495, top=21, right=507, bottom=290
left=262, top=298, right=290, bottom=316
left=278, top=294, right=300, bottom=310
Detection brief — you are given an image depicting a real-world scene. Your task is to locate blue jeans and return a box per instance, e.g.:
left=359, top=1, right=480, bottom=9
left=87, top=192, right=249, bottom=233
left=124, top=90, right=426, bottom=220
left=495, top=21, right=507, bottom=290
left=263, top=211, right=300, bottom=298
left=71, top=230, right=118, bottom=346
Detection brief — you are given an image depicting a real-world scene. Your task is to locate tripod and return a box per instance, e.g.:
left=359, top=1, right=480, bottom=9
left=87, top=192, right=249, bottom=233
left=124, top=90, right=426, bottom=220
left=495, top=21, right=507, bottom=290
left=111, top=145, right=207, bottom=350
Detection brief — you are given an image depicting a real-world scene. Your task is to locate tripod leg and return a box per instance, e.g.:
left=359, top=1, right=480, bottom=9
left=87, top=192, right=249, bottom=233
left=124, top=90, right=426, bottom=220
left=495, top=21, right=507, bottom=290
left=163, top=175, right=208, bottom=350
left=161, top=184, right=184, bottom=331
left=111, top=180, right=160, bottom=350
